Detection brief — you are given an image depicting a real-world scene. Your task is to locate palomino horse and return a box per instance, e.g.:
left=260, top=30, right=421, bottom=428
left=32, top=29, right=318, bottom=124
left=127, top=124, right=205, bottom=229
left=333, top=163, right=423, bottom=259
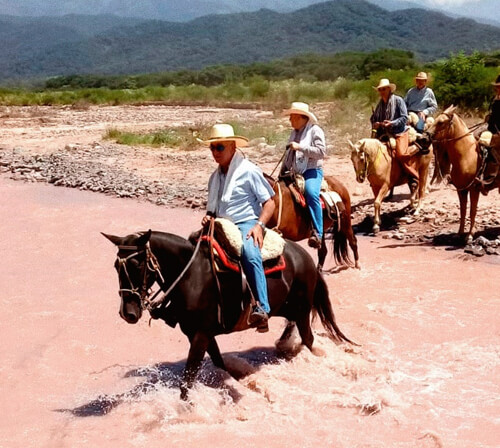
left=103, top=229, right=352, bottom=400
left=349, top=138, right=433, bottom=233
left=424, top=106, right=500, bottom=242
left=265, top=175, right=360, bottom=270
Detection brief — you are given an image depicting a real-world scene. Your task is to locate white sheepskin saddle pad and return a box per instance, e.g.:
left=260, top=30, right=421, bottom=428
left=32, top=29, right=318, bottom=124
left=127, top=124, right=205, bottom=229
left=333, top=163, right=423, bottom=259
left=214, top=218, right=285, bottom=261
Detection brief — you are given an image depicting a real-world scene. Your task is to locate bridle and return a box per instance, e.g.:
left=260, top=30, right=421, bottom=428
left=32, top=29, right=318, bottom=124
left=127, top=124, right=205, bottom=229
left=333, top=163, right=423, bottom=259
left=116, top=241, right=165, bottom=311
left=425, top=112, right=477, bottom=144
left=354, top=142, right=385, bottom=182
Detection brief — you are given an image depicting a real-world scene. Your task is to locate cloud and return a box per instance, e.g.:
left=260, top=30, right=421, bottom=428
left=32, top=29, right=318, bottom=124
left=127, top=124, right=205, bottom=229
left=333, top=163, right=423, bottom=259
left=424, top=0, right=481, bottom=5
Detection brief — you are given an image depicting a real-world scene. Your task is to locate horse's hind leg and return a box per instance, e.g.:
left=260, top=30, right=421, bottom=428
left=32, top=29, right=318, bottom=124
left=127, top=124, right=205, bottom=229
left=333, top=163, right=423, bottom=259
left=278, top=320, right=296, bottom=342
left=345, top=221, right=360, bottom=269
left=467, top=187, right=480, bottom=243
left=296, top=314, right=314, bottom=352
left=181, top=331, right=210, bottom=400
left=317, top=236, right=327, bottom=271
left=207, top=337, right=225, bottom=371
left=457, top=189, right=468, bottom=236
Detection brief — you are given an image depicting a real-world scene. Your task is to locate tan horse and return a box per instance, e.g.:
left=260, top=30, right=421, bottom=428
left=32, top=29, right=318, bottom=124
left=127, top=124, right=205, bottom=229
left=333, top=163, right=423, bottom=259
left=349, top=138, right=433, bottom=233
left=266, top=175, right=360, bottom=271
left=425, top=106, right=500, bottom=242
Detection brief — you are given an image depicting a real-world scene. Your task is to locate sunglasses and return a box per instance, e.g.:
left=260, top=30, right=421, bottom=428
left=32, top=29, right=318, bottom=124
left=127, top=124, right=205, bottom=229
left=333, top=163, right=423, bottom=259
left=210, top=144, right=226, bottom=152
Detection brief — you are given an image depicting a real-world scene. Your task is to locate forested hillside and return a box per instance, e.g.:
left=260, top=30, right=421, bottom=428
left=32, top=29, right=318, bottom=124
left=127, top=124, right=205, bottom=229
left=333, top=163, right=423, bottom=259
left=0, top=0, right=499, bottom=79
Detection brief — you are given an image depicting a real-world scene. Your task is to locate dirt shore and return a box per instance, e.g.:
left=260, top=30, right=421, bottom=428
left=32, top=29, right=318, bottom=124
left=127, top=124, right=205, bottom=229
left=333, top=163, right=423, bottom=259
left=0, top=105, right=499, bottom=448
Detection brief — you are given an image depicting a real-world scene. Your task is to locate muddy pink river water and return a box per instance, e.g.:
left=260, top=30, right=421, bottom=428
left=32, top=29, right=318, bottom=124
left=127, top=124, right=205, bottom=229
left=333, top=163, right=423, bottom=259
left=0, top=176, right=498, bottom=448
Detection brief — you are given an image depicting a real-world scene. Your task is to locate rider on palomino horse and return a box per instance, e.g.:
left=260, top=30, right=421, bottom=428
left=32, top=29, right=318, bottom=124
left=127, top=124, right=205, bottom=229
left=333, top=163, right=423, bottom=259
left=200, top=124, right=275, bottom=332
left=478, top=74, right=500, bottom=188
left=404, top=72, right=438, bottom=133
left=371, top=79, right=418, bottom=189
left=280, top=102, right=326, bottom=249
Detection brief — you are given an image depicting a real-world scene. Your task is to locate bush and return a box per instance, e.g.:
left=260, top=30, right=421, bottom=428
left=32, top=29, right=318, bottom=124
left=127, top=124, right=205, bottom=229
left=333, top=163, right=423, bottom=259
left=433, top=52, right=496, bottom=111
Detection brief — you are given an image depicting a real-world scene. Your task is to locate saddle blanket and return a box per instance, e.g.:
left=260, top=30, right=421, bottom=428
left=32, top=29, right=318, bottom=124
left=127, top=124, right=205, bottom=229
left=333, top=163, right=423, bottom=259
left=213, top=217, right=285, bottom=261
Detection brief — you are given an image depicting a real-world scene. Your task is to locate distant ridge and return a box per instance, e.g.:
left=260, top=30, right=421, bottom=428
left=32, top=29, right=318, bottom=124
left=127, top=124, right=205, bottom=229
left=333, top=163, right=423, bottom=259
left=0, top=0, right=499, bottom=80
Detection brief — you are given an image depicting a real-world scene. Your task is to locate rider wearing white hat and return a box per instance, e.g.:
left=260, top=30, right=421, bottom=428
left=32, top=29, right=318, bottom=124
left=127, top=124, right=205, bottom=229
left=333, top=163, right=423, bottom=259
left=280, top=102, right=326, bottom=249
left=201, top=124, right=275, bottom=332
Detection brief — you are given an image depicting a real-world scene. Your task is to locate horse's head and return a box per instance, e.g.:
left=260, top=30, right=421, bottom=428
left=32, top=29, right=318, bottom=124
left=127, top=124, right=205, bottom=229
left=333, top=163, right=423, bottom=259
left=424, top=105, right=457, bottom=141
left=102, top=230, right=156, bottom=324
left=349, top=139, right=368, bottom=183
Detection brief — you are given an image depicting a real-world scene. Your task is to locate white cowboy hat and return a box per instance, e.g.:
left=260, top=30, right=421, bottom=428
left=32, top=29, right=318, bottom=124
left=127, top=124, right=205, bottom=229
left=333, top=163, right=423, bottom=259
left=197, top=123, right=248, bottom=147
left=415, top=72, right=428, bottom=80
left=374, top=78, right=396, bottom=92
left=491, top=74, right=500, bottom=86
left=282, top=102, right=318, bottom=124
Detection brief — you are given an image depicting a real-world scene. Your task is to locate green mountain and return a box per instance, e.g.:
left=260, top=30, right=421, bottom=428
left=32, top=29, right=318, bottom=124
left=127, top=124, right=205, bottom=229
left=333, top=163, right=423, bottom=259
left=1, top=0, right=499, bottom=80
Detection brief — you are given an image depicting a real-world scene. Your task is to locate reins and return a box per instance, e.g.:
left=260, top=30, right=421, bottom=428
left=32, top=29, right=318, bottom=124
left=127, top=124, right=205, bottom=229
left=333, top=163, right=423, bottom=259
left=429, top=113, right=483, bottom=191
left=117, top=242, right=166, bottom=310
left=147, top=229, right=204, bottom=310
left=117, top=230, right=206, bottom=312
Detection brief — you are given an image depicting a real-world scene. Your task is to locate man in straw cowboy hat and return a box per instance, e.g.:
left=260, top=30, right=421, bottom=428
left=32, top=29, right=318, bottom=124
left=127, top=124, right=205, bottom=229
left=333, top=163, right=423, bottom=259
left=200, top=124, right=275, bottom=331
left=371, top=78, right=419, bottom=185
left=280, top=102, right=326, bottom=249
left=404, top=72, right=438, bottom=132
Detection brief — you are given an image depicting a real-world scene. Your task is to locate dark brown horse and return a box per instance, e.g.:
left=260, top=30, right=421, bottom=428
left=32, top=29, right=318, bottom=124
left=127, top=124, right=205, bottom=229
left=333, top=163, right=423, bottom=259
left=424, top=106, right=500, bottom=242
left=265, top=175, right=360, bottom=271
left=103, top=229, right=352, bottom=401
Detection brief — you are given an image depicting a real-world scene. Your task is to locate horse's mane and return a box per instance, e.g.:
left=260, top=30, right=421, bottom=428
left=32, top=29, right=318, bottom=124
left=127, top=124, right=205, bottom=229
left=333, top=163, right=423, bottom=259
left=359, top=138, right=386, bottom=161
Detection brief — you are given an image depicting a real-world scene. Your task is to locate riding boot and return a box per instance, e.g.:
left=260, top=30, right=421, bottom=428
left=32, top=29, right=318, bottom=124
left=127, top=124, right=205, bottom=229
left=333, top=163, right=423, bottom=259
left=308, top=229, right=322, bottom=249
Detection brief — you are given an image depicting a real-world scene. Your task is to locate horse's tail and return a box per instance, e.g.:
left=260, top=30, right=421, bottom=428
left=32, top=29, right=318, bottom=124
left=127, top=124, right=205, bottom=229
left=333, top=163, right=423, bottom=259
left=313, top=274, right=354, bottom=344
left=330, top=206, right=352, bottom=266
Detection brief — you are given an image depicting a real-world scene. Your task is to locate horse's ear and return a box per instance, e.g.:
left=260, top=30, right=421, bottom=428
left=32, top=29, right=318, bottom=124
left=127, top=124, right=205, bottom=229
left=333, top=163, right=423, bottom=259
left=101, top=232, right=123, bottom=246
left=136, top=230, right=152, bottom=246
left=444, top=105, right=456, bottom=115
left=348, top=139, right=356, bottom=151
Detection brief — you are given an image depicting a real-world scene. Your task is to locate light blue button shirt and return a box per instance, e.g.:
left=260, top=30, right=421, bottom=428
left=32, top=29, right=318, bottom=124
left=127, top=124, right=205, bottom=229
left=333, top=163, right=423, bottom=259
left=404, top=86, right=438, bottom=116
left=211, top=162, right=274, bottom=224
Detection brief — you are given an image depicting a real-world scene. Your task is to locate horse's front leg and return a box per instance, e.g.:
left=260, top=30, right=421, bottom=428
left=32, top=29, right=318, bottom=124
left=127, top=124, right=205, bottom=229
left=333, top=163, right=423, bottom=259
left=457, top=189, right=468, bottom=237
left=373, top=184, right=389, bottom=233
left=180, top=331, right=210, bottom=400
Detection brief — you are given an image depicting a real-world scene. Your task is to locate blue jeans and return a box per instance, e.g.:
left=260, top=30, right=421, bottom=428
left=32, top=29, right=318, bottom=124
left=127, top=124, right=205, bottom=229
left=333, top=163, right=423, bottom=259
left=416, top=116, right=425, bottom=132
left=303, top=168, right=323, bottom=239
left=236, top=220, right=270, bottom=313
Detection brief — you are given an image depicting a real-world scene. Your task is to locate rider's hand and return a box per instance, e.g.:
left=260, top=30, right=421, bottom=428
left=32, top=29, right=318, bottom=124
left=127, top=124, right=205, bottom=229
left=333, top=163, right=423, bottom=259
left=382, top=120, right=392, bottom=128
left=201, top=215, right=211, bottom=227
left=289, top=142, right=301, bottom=151
left=418, top=112, right=426, bottom=120
left=247, top=224, right=264, bottom=248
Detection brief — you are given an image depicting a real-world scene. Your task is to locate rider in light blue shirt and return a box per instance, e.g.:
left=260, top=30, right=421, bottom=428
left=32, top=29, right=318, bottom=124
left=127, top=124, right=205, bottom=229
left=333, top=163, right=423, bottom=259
left=404, top=72, right=438, bottom=132
left=202, top=124, right=275, bottom=332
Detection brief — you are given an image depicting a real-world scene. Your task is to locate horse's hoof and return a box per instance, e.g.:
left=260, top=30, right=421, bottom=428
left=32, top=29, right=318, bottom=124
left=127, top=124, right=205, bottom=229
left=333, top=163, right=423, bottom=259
left=311, top=346, right=326, bottom=357
left=372, top=225, right=380, bottom=234
left=355, top=261, right=361, bottom=270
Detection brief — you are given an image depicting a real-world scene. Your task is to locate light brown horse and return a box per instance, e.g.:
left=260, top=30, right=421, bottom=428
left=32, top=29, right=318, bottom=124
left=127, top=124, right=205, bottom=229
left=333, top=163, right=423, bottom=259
left=265, top=175, right=360, bottom=271
left=424, top=106, right=500, bottom=242
left=349, top=138, right=433, bottom=233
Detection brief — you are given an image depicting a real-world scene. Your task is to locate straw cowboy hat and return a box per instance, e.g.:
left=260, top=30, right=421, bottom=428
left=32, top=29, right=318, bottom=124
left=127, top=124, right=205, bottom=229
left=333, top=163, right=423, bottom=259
left=374, top=78, right=396, bottom=92
left=415, top=72, right=428, bottom=80
left=197, top=123, right=248, bottom=147
left=283, top=102, right=318, bottom=123
left=491, top=74, right=500, bottom=86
